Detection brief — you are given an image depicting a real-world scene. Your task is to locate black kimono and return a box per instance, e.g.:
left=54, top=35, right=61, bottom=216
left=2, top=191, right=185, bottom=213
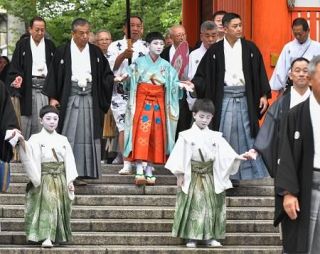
left=0, top=81, right=19, bottom=162
left=192, top=38, right=271, bottom=137
left=275, top=98, right=315, bottom=253
left=253, top=88, right=291, bottom=177
left=7, top=37, right=56, bottom=116
left=42, top=41, right=114, bottom=139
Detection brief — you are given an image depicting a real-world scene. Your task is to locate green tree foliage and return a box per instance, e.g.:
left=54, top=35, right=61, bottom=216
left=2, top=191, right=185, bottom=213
left=0, top=0, right=181, bottom=45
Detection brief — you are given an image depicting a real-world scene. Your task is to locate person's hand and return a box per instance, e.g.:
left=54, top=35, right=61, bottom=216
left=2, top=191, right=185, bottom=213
left=237, top=153, right=248, bottom=161
left=114, top=74, right=128, bottom=83
left=11, top=76, right=23, bottom=88
left=243, top=149, right=258, bottom=160
left=177, top=175, right=184, bottom=187
left=121, top=48, right=134, bottom=59
left=68, top=183, right=75, bottom=192
left=50, top=98, right=60, bottom=108
left=259, top=95, right=268, bottom=115
left=283, top=193, right=300, bottom=220
left=179, top=80, right=195, bottom=92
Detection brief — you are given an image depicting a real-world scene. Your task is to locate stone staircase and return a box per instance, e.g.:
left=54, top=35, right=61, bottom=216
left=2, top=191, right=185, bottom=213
left=0, top=163, right=282, bottom=253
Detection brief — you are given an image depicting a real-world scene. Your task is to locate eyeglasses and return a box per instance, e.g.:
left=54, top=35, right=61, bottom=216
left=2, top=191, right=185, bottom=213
left=97, top=38, right=112, bottom=41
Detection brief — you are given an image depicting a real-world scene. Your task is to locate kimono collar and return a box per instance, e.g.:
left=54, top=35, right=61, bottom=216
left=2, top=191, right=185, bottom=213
left=40, top=128, right=57, bottom=136
left=146, top=53, right=161, bottom=64
left=191, top=122, right=210, bottom=133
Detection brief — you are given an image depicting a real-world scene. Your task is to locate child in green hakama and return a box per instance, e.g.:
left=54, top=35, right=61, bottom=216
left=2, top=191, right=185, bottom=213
left=18, top=105, right=78, bottom=248
left=165, top=99, right=249, bottom=248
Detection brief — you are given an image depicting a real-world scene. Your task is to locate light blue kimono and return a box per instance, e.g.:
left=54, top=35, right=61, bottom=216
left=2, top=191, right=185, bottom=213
left=123, top=54, right=182, bottom=159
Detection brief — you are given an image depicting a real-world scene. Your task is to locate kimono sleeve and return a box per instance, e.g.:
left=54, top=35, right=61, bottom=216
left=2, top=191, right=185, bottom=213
left=18, top=138, right=41, bottom=187
left=165, top=135, right=189, bottom=176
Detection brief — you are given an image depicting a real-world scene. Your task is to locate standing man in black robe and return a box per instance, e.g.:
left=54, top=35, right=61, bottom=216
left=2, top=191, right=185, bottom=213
left=185, top=13, right=271, bottom=184
left=275, top=55, right=320, bottom=254
left=42, top=18, right=114, bottom=184
left=0, top=81, right=20, bottom=162
left=8, top=16, right=55, bottom=140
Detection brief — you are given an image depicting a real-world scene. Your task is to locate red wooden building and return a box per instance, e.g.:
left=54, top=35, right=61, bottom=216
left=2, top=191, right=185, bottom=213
left=182, top=0, right=320, bottom=78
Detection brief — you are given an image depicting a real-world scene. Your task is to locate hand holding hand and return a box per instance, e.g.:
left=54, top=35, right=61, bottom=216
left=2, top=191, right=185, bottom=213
left=114, top=74, right=128, bottom=83
left=283, top=193, right=300, bottom=220
left=179, top=80, right=194, bottom=92
left=243, top=149, right=258, bottom=160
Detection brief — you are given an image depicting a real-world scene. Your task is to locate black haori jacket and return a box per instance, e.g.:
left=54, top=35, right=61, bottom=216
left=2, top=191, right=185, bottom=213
left=0, top=82, right=19, bottom=162
left=42, top=41, right=114, bottom=139
left=275, top=98, right=315, bottom=253
left=7, top=37, right=56, bottom=116
left=192, top=38, right=271, bottom=138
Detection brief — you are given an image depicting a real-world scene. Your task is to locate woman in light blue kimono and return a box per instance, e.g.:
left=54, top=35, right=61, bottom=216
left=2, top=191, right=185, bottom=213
left=120, top=32, right=182, bottom=185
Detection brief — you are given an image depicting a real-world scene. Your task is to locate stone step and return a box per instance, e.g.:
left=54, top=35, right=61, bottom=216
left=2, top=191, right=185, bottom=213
left=7, top=183, right=275, bottom=196
left=10, top=173, right=177, bottom=185
left=0, top=193, right=275, bottom=207
left=0, top=245, right=283, bottom=254
left=0, top=218, right=278, bottom=233
left=0, top=232, right=281, bottom=246
left=1, top=205, right=275, bottom=220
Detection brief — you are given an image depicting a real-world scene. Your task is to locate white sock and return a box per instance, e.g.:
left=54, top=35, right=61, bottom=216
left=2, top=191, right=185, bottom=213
left=145, top=165, right=153, bottom=177
left=136, top=161, right=144, bottom=175
left=122, top=160, right=132, bottom=170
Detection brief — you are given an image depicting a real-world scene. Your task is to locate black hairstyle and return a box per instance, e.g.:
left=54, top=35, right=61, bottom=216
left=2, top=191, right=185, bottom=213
left=290, top=57, right=310, bottom=70
left=292, top=17, right=309, bottom=31
left=0, top=56, right=10, bottom=64
left=30, top=16, right=46, bottom=28
left=123, top=15, right=143, bottom=26
left=145, top=32, right=165, bottom=44
left=222, top=12, right=241, bottom=27
left=192, top=99, right=215, bottom=115
left=39, top=105, right=59, bottom=118
left=71, top=18, right=90, bottom=32
left=212, top=10, right=227, bottom=21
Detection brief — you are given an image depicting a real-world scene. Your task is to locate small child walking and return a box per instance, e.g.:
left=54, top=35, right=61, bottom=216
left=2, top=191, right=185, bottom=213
left=18, top=105, right=78, bottom=248
left=165, top=99, right=248, bottom=247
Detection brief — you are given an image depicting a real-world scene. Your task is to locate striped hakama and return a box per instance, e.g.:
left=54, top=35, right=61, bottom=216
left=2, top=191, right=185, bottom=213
left=219, top=86, right=268, bottom=180
left=62, top=82, right=101, bottom=178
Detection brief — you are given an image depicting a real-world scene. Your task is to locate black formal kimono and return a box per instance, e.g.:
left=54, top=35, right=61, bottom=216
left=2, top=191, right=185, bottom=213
left=7, top=37, right=56, bottom=116
left=275, top=98, right=315, bottom=253
left=0, top=81, right=19, bottom=162
left=42, top=41, right=114, bottom=139
left=192, top=38, right=271, bottom=137
left=253, top=88, right=291, bottom=177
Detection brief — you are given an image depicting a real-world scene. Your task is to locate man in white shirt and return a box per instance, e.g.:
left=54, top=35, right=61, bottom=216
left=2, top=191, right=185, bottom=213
left=275, top=55, right=320, bottom=254
left=8, top=16, right=56, bottom=139
left=187, top=21, right=217, bottom=109
left=107, top=16, right=148, bottom=169
left=270, top=17, right=320, bottom=91
left=43, top=18, right=114, bottom=182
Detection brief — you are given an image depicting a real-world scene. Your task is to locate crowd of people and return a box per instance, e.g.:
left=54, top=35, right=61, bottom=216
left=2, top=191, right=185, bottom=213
left=0, top=9, right=320, bottom=254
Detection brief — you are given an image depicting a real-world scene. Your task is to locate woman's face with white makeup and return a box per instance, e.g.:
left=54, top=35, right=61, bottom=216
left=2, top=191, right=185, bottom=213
left=149, top=39, right=165, bottom=56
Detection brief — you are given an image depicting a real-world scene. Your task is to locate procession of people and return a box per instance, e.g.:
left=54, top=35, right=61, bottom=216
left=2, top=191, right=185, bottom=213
left=0, top=9, right=320, bottom=253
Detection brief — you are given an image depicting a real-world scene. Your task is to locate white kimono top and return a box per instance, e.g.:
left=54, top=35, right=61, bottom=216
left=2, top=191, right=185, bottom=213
left=19, top=128, right=78, bottom=200
left=165, top=123, right=241, bottom=194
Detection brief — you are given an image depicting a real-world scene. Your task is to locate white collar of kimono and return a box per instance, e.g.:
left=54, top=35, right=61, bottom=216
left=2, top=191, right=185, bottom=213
left=40, top=127, right=57, bottom=136
left=310, top=92, right=320, bottom=169
left=191, top=122, right=210, bottom=133
left=30, top=36, right=47, bottom=76
left=70, top=39, right=91, bottom=82
left=293, top=37, right=311, bottom=46
left=290, top=86, right=311, bottom=109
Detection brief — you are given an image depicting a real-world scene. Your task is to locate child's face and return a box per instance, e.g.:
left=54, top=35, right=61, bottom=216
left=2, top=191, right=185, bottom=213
left=40, top=112, right=59, bottom=133
left=149, top=39, right=165, bottom=56
left=193, top=110, right=213, bottom=129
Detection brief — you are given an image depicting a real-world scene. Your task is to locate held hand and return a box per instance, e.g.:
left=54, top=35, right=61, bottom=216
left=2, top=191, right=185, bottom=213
left=50, top=99, right=60, bottom=108
left=243, top=149, right=258, bottom=160
left=177, top=175, right=184, bottom=187
left=114, top=74, right=128, bottom=83
left=68, top=183, right=75, bottom=192
left=283, top=193, right=300, bottom=220
left=122, top=48, right=134, bottom=59
left=237, top=153, right=248, bottom=161
left=11, top=76, right=23, bottom=88
left=179, top=80, right=195, bottom=92
left=259, top=96, right=268, bottom=115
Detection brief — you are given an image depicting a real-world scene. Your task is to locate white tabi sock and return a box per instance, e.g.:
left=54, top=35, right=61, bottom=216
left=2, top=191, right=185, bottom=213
left=136, top=161, right=144, bottom=175
left=145, top=165, right=154, bottom=177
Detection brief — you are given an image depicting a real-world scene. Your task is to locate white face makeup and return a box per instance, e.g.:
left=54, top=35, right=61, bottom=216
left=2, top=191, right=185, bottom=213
left=193, top=110, right=213, bottom=129
left=40, top=112, right=59, bottom=133
left=149, top=39, right=165, bottom=56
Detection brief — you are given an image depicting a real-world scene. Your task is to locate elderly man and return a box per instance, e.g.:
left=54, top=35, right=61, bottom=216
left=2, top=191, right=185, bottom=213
left=186, top=13, right=271, bottom=184
left=42, top=18, right=114, bottom=183
left=270, top=17, right=320, bottom=91
left=107, top=16, right=148, bottom=171
left=96, top=30, right=112, bottom=57
left=275, top=55, right=320, bottom=254
left=8, top=16, right=55, bottom=139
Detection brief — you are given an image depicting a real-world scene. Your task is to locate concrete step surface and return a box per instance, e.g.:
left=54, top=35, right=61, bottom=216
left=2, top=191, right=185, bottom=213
left=0, top=231, right=282, bottom=246
left=0, top=193, right=275, bottom=207
left=1, top=205, right=275, bottom=220
left=0, top=245, right=283, bottom=254
left=0, top=218, right=278, bottom=233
